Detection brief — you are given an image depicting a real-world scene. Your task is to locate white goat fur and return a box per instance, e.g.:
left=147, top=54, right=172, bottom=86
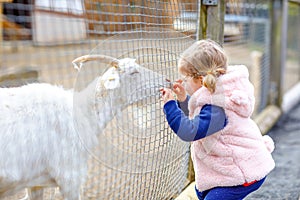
left=0, top=57, right=167, bottom=200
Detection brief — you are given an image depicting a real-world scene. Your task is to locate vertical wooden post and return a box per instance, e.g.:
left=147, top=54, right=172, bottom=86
left=250, top=51, right=263, bottom=116
left=269, top=0, right=288, bottom=106
left=0, top=2, right=3, bottom=44
left=197, top=0, right=225, bottom=45
left=0, top=0, right=13, bottom=66
left=1, top=1, right=4, bottom=66
left=0, top=0, right=9, bottom=43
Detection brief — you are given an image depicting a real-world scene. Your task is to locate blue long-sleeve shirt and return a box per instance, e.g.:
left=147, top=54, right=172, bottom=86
left=163, top=97, right=227, bottom=142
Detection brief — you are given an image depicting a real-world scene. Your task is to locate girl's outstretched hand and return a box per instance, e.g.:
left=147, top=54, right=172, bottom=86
left=172, top=79, right=187, bottom=102
left=160, top=88, right=174, bottom=104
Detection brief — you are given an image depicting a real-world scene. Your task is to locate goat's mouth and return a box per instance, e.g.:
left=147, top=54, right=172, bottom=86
left=163, top=78, right=173, bottom=89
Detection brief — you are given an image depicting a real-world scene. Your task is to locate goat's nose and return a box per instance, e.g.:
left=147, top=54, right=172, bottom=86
left=165, top=78, right=173, bottom=89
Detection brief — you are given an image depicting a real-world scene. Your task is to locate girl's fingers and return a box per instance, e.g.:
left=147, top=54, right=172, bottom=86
left=160, top=88, right=174, bottom=103
left=159, top=88, right=166, bottom=95
left=160, top=88, right=172, bottom=96
left=173, top=83, right=184, bottom=94
left=175, top=79, right=183, bottom=84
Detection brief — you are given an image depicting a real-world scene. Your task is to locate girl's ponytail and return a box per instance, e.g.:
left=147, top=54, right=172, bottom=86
left=203, top=68, right=226, bottom=93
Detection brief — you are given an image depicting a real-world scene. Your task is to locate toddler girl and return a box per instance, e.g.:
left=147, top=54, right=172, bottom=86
left=160, top=39, right=275, bottom=200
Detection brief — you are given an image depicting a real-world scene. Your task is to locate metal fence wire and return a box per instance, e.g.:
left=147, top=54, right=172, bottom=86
left=285, top=1, right=300, bottom=92
left=71, top=30, right=194, bottom=200
left=2, top=0, right=298, bottom=200
left=223, top=0, right=272, bottom=115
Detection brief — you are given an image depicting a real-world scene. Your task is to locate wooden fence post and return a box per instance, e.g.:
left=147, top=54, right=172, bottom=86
left=197, top=0, right=225, bottom=45
left=0, top=0, right=13, bottom=67
left=250, top=51, right=263, bottom=116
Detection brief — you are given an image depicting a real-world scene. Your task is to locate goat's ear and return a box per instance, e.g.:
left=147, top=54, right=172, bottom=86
left=101, top=67, right=120, bottom=90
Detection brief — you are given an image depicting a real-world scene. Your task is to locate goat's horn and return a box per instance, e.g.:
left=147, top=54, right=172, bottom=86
left=72, top=55, right=119, bottom=69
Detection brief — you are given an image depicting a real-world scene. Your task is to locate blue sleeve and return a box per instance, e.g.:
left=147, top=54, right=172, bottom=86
left=177, top=95, right=190, bottom=116
left=163, top=100, right=227, bottom=142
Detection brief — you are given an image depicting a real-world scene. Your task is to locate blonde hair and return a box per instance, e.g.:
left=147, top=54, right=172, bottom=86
left=178, top=39, right=227, bottom=93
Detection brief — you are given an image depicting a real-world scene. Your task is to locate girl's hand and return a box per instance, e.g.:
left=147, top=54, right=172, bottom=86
left=160, top=88, right=174, bottom=104
left=172, top=79, right=187, bottom=102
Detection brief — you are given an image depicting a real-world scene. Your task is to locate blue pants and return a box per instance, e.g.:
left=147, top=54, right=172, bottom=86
left=195, top=177, right=266, bottom=200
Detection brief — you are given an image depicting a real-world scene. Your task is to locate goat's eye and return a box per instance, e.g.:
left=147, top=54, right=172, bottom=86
left=129, top=68, right=139, bottom=75
left=130, top=71, right=139, bottom=75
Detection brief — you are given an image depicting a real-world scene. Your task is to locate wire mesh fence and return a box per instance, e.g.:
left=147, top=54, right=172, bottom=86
left=285, top=1, right=300, bottom=92
left=71, top=30, right=194, bottom=200
left=223, top=0, right=300, bottom=113
left=1, top=0, right=299, bottom=200
left=223, top=0, right=272, bottom=115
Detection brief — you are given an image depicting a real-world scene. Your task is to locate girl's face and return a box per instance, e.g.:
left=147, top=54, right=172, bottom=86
left=182, top=75, right=202, bottom=95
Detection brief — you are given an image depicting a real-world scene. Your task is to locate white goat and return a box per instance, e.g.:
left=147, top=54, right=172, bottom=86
left=0, top=55, right=170, bottom=200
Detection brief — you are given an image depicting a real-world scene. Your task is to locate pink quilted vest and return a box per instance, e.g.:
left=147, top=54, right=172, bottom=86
left=188, top=65, right=275, bottom=192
